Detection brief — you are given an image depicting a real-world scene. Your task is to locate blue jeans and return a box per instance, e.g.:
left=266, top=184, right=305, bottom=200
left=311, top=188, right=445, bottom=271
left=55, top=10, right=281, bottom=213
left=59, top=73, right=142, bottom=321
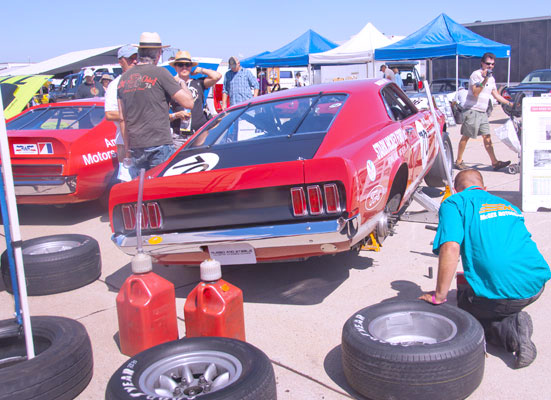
left=129, top=144, right=175, bottom=178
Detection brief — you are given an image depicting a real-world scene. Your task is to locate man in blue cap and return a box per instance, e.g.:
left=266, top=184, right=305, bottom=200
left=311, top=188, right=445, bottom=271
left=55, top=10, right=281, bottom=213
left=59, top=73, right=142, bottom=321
left=105, top=45, right=139, bottom=181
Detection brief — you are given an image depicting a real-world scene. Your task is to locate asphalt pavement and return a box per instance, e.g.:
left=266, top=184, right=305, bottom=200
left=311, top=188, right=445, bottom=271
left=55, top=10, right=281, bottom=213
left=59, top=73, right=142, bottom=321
left=1, top=107, right=550, bottom=399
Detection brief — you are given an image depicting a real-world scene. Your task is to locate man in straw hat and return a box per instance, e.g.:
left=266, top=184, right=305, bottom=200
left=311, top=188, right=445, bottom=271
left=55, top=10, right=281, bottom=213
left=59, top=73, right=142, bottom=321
left=169, top=50, right=221, bottom=145
left=117, top=32, right=193, bottom=177
left=221, top=56, right=258, bottom=111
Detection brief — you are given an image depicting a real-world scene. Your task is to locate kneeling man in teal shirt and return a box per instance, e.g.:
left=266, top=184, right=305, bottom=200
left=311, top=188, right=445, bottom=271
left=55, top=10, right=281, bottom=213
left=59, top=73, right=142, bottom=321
left=420, top=169, right=550, bottom=368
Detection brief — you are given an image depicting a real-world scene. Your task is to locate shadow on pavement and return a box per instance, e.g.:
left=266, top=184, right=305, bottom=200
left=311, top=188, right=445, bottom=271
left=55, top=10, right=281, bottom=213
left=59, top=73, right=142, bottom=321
left=104, top=251, right=374, bottom=306
left=487, top=190, right=521, bottom=208
left=13, top=202, right=107, bottom=226
left=323, top=345, right=369, bottom=400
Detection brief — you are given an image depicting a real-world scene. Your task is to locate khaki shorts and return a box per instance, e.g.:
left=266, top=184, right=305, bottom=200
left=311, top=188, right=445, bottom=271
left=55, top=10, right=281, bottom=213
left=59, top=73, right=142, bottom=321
left=461, top=109, right=490, bottom=138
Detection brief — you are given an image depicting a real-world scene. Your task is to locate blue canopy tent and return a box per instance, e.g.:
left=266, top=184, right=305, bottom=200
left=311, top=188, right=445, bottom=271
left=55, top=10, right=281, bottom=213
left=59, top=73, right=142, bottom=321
left=254, top=29, right=338, bottom=70
left=240, top=51, right=270, bottom=68
left=375, top=13, right=511, bottom=87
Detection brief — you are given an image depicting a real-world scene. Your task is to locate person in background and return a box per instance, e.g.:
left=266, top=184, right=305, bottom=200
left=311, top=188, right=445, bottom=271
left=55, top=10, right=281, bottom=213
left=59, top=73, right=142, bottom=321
left=117, top=32, right=193, bottom=177
left=271, top=82, right=281, bottom=92
left=392, top=67, right=403, bottom=90
left=420, top=169, right=550, bottom=369
left=257, top=69, right=272, bottom=95
left=75, top=68, right=104, bottom=98
left=222, top=56, right=258, bottom=110
left=454, top=52, right=513, bottom=171
left=169, top=50, right=222, bottom=147
left=380, top=64, right=395, bottom=82
left=104, top=45, right=138, bottom=181
left=100, top=74, right=113, bottom=92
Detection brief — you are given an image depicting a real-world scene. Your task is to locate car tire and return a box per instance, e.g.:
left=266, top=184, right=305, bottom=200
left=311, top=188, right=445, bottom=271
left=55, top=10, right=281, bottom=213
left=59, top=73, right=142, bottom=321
left=1, top=234, right=101, bottom=296
left=106, top=337, right=277, bottom=400
left=0, top=316, right=93, bottom=400
left=342, top=300, right=485, bottom=400
left=424, top=133, right=453, bottom=188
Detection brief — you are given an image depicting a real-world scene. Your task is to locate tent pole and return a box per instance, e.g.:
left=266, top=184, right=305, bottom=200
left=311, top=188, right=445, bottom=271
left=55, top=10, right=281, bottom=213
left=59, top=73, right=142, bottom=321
left=507, top=56, right=511, bottom=87
left=0, top=93, right=35, bottom=359
left=455, top=55, right=459, bottom=102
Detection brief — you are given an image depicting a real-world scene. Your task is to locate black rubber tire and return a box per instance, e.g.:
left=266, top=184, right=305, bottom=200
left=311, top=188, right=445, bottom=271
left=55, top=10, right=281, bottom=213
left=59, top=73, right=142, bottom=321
left=424, top=133, right=453, bottom=188
left=0, top=316, right=93, bottom=400
left=342, top=300, right=485, bottom=400
left=1, top=234, right=101, bottom=296
left=106, top=337, right=277, bottom=400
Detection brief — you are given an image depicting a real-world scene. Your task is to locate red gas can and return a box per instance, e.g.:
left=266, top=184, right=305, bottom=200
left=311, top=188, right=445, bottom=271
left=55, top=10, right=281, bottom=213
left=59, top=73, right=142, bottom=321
left=184, top=259, right=246, bottom=341
left=116, top=254, right=178, bottom=356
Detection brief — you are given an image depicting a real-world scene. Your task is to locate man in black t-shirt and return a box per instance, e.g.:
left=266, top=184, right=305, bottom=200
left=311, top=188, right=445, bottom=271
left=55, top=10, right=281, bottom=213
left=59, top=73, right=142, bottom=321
left=117, top=32, right=194, bottom=177
left=168, top=50, right=222, bottom=145
left=75, top=68, right=104, bottom=99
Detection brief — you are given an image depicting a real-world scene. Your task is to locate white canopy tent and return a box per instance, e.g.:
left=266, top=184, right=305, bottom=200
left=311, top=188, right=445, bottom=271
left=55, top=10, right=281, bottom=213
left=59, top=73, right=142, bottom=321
left=309, top=23, right=404, bottom=82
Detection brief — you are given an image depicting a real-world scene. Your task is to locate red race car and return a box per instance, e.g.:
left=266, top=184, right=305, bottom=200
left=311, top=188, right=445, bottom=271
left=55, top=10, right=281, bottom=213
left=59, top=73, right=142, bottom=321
left=5, top=99, right=117, bottom=204
left=110, top=79, right=452, bottom=265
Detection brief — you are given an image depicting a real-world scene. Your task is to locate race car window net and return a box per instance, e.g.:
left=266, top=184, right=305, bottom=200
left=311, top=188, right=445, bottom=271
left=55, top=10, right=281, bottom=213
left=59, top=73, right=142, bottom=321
left=186, top=94, right=347, bottom=149
left=7, top=106, right=105, bottom=130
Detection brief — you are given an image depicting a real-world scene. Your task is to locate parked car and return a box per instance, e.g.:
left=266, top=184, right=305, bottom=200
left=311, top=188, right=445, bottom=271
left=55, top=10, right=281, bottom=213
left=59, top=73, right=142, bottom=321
left=501, top=69, right=551, bottom=116
left=109, top=79, right=451, bottom=265
left=48, top=72, right=82, bottom=103
left=410, top=78, right=470, bottom=110
left=5, top=99, right=118, bottom=204
left=387, top=61, right=424, bottom=94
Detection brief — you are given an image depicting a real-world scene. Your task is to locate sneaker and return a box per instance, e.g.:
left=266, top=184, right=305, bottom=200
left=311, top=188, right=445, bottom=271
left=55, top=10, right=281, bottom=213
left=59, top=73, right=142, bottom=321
left=493, top=160, right=511, bottom=171
left=514, top=311, right=537, bottom=369
left=454, top=161, right=468, bottom=170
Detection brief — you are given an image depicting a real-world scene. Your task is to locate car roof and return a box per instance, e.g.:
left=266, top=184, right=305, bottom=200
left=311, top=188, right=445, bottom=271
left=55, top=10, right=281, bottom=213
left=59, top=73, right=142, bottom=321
left=30, top=98, right=105, bottom=109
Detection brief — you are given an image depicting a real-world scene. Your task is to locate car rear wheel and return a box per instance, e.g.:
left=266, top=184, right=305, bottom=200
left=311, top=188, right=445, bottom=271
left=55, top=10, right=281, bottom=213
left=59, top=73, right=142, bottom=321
left=0, top=316, right=93, bottom=400
left=424, top=133, right=453, bottom=187
left=342, top=300, right=485, bottom=400
left=106, top=337, right=277, bottom=400
left=1, top=234, right=101, bottom=296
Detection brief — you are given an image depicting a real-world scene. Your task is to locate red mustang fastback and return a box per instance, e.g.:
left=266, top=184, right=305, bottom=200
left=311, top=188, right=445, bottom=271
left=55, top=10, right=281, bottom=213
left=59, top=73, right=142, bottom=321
left=109, top=79, right=452, bottom=265
left=6, top=99, right=117, bottom=204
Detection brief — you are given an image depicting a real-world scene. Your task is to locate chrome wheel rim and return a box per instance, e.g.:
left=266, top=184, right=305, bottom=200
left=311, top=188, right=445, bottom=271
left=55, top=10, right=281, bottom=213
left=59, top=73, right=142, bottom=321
left=138, top=350, right=243, bottom=398
left=368, top=311, right=457, bottom=345
left=23, top=240, right=81, bottom=255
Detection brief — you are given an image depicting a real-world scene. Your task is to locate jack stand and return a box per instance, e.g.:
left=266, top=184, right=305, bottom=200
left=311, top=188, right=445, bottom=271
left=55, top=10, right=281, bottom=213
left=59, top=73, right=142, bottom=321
left=441, top=185, right=452, bottom=203
left=361, top=233, right=381, bottom=252
left=400, top=187, right=443, bottom=225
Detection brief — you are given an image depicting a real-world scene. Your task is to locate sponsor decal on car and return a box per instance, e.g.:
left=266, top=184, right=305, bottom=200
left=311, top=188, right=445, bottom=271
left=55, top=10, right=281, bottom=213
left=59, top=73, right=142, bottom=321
left=415, top=120, right=430, bottom=169
left=148, top=236, right=163, bottom=245
left=366, top=160, right=376, bottom=182
left=163, top=152, right=220, bottom=176
left=372, top=129, right=407, bottom=159
left=38, top=142, right=53, bottom=155
left=82, top=150, right=116, bottom=166
left=13, top=144, right=38, bottom=154
left=365, top=184, right=385, bottom=210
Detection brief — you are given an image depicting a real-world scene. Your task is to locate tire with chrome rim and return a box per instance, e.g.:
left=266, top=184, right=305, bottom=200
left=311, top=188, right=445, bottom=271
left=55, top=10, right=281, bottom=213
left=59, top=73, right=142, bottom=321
left=1, top=234, right=101, bottom=296
left=342, top=300, right=485, bottom=400
left=0, top=316, right=93, bottom=400
left=106, top=337, right=277, bottom=400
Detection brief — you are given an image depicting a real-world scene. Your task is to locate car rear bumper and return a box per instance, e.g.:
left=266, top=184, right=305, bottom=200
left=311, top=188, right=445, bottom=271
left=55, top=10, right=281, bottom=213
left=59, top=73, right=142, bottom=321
left=14, top=176, right=76, bottom=196
left=111, top=213, right=379, bottom=262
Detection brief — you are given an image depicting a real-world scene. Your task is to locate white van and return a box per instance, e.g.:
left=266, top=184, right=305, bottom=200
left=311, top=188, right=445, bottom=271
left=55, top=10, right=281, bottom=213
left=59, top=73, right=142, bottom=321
left=277, top=67, right=308, bottom=89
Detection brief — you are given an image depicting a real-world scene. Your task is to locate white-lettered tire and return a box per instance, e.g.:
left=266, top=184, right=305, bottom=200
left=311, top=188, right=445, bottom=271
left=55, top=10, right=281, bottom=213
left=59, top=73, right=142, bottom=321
left=0, top=316, right=93, bottom=400
left=106, top=336, right=277, bottom=400
left=1, top=234, right=101, bottom=296
left=342, top=300, right=485, bottom=400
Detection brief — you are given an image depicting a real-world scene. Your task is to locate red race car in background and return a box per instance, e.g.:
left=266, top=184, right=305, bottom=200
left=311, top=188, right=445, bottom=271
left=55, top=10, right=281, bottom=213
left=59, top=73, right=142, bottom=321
left=5, top=99, right=117, bottom=205
left=110, top=79, right=453, bottom=265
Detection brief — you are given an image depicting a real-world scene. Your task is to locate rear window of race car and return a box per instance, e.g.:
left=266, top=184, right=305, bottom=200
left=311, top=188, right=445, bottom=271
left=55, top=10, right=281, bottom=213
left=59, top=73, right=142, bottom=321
left=187, top=94, right=347, bottom=148
left=7, top=106, right=105, bottom=130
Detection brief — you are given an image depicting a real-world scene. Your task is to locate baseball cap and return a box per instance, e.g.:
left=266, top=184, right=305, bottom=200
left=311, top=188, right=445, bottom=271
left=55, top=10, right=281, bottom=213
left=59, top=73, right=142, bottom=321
left=228, top=56, right=238, bottom=67
left=83, top=69, right=94, bottom=77
left=118, top=45, right=137, bottom=59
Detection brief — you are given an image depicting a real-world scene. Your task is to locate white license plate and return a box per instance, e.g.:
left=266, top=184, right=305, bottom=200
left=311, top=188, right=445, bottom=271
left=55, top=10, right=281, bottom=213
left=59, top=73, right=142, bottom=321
left=208, top=243, right=257, bottom=265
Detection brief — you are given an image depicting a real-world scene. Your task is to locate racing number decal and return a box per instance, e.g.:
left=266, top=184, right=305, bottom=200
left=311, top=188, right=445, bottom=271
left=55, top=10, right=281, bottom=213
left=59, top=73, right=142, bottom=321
left=415, top=120, right=429, bottom=169
left=164, top=153, right=220, bottom=176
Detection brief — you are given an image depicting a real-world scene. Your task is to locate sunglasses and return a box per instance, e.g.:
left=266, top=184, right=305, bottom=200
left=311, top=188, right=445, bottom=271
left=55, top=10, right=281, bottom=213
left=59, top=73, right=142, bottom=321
left=174, top=62, right=194, bottom=68
left=484, top=62, right=495, bottom=66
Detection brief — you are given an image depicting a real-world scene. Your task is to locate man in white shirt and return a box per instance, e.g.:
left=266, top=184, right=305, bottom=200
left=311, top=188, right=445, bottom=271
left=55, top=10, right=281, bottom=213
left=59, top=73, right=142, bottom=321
left=104, top=45, right=138, bottom=179
left=380, top=64, right=395, bottom=82
left=455, top=52, right=513, bottom=171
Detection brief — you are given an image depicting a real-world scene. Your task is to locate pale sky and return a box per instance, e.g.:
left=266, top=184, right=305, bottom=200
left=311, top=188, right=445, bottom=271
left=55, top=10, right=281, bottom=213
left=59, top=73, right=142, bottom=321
left=2, top=0, right=549, bottom=63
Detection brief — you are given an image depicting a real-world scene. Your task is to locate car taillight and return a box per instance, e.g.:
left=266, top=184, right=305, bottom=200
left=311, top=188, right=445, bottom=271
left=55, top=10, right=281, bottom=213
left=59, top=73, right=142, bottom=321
left=121, top=202, right=162, bottom=230
left=291, top=187, right=308, bottom=216
left=291, top=184, right=342, bottom=217
left=307, top=185, right=324, bottom=215
left=12, top=164, right=63, bottom=176
left=324, top=184, right=341, bottom=213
